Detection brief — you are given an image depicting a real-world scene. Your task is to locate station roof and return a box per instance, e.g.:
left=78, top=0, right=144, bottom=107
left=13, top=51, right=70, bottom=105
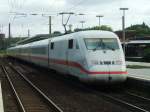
left=16, top=34, right=49, bottom=45
left=127, top=40, right=150, bottom=44
left=16, top=33, right=62, bottom=45
left=131, top=36, right=150, bottom=40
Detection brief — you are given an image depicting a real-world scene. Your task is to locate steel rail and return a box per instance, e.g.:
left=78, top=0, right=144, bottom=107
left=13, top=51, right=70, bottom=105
left=126, top=91, right=150, bottom=101
left=9, top=64, right=63, bottom=112
left=79, top=85, right=149, bottom=112
left=101, top=93, right=149, bottom=112
left=80, top=86, right=150, bottom=112
left=1, top=65, right=26, bottom=112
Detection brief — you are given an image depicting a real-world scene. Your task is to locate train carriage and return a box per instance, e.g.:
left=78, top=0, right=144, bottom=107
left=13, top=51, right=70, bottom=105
left=29, top=39, right=49, bottom=67
left=7, top=31, right=127, bottom=84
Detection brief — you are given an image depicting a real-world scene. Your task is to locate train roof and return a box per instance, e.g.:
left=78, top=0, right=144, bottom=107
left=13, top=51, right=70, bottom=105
left=8, top=30, right=118, bottom=49
left=50, top=30, right=117, bottom=42
left=75, top=30, right=117, bottom=37
left=29, top=38, right=49, bottom=47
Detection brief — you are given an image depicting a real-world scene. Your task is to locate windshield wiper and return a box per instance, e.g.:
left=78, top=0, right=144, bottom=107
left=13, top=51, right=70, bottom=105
left=92, top=46, right=99, bottom=51
left=105, top=45, right=115, bottom=51
left=102, top=42, right=115, bottom=51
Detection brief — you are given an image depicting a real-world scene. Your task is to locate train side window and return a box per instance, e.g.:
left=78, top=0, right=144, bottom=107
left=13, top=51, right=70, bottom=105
left=51, top=42, right=54, bottom=49
left=68, top=39, right=73, bottom=49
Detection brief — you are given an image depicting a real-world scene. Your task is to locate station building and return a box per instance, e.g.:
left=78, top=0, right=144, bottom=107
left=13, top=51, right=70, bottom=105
left=126, top=39, right=150, bottom=57
left=125, top=36, right=150, bottom=58
left=115, top=31, right=150, bottom=58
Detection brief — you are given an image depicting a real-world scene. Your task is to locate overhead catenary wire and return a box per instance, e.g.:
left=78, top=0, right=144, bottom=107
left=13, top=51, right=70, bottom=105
left=8, top=0, right=88, bottom=23
left=8, top=0, right=29, bottom=38
left=7, top=0, right=92, bottom=37
left=9, top=0, right=28, bottom=23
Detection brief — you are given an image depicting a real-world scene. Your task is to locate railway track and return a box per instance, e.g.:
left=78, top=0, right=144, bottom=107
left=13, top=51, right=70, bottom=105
left=126, top=91, right=150, bottom=102
left=24, top=66, right=150, bottom=112
left=64, top=81, right=150, bottom=112
left=72, top=82, right=150, bottom=112
left=100, top=91, right=150, bottom=112
left=1, top=65, right=63, bottom=112
left=64, top=78, right=150, bottom=112
left=8, top=59, right=150, bottom=112
left=63, top=79, right=150, bottom=112
left=8, top=60, right=130, bottom=112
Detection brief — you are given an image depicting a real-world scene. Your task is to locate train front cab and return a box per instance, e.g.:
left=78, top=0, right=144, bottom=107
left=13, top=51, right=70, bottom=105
left=79, top=36, right=127, bottom=83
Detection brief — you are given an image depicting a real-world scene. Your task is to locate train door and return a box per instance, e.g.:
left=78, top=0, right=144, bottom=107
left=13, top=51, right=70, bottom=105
left=49, top=41, right=54, bottom=69
left=58, top=40, right=68, bottom=74
left=49, top=40, right=68, bottom=74
left=67, top=39, right=81, bottom=76
left=67, top=39, right=74, bottom=74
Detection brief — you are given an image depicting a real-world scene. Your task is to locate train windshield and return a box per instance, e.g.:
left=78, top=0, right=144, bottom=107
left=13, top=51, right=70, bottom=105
left=84, top=38, right=119, bottom=51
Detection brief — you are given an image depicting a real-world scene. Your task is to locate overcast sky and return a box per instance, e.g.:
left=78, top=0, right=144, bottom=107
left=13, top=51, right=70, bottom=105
left=0, top=0, right=150, bottom=37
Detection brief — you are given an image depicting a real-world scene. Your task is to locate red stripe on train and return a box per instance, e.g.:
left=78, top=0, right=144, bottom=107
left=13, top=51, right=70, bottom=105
left=50, top=58, right=127, bottom=75
left=18, top=55, right=127, bottom=75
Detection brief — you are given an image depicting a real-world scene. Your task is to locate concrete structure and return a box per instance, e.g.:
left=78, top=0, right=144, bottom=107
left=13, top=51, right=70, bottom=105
left=0, top=82, right=4, bottom=112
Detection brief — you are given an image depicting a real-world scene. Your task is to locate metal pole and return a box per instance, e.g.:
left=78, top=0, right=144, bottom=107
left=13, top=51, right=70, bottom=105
left=49, top=16, right=52, bottom=36
left=99, top=17, right=100, bottom=26
left=80, top=21, right=85, bottom=29
left=120, top=8, right=128, bottom=54
left=8, top=23, right=11, bottom=47
left=122, top=11, right=125, bottom=53
left=28, top=29, right=30, bottom=38
left=62, top=14, right=64, bottom=25
left=96, top=15, right=103, bottom=27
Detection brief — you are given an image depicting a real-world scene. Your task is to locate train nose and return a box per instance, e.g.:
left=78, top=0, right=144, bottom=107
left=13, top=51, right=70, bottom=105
left=81, top=65, right=127, bottom=83
left=84, top=65, right=110, bottom=83
left=108, top=65, right=127, bottom=83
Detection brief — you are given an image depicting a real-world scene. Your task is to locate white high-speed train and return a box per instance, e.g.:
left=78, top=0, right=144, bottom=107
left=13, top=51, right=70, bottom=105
left=7, top=31, right=127, bottom=83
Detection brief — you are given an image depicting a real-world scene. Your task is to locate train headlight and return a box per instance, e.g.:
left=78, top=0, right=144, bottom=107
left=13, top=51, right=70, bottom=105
left=115, top=60, right=123, bottom=65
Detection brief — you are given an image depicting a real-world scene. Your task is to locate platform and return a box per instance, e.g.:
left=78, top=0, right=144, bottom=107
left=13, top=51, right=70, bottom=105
left=127, top=68, right=150, bottom=81
left=126, top=61, right=150, bottom=67
left=126, top=61, right=150, bottom=81
left=0, top=81, right=4, bottom=112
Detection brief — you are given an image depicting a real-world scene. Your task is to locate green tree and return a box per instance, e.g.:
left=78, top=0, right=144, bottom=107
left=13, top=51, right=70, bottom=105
left=92, top=25, right=112, bottom=31
left=126, top=22, right=150, bottom=36
left=74, top=25, right=113, bottom=32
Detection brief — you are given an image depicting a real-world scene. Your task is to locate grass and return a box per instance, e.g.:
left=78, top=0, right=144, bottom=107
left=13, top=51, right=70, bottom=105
left=127, top=65, right=150, bottom=69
